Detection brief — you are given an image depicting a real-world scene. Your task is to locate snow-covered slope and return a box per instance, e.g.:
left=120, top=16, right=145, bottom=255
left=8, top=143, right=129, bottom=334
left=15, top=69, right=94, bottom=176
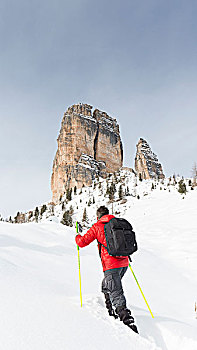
left=0, top=178, right=197, bottom=349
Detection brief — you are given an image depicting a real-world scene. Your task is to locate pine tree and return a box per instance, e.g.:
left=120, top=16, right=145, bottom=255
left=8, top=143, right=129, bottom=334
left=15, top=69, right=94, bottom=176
left=125, top=186, right=130, bottom=196
left=113, top=173, right=118, bottom=184
left=74, top=186, right=77, bottom=195
left=118, top=184, right=124, bottom=200
left=178, top=180, right=187, bottom=195
left=14, top=212, right=20, bottom=223
left=61, top=210, right=73, bottom=226
left=49, top=203, right=55, bottom=215
left=109, top=181, right=116, bottom=201
left=28, top=211, right=33, bottom=221
left=106, top=182, right=110, bottom=196
left=40, top=204, right=47, bottom=216
left=66, top=188, right=72, bottom=201
left=34, top=207, right=39, bottom=223
left=173, top=174, right=177, bottom=185
left=82, top=208, right=88, bottom=223
left=88, top=198, right=92, bottom=206
left=69, top=205, right=74, bottom=215
left=93, top=196, right=95, bottom=204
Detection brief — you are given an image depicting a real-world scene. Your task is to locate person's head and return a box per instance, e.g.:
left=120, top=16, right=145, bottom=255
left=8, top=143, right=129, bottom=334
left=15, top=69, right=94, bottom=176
left=96, top=206, right=109, bottom=220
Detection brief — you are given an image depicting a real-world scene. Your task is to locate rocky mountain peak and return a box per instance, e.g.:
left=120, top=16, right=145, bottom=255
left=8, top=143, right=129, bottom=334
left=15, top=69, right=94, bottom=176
left=51, top=103, right=123, bottom=203
left=135, top=138, right=165, bottom=180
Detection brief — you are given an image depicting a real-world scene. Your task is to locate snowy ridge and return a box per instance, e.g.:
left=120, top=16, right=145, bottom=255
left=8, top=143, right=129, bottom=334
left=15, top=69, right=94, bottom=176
left=9, top=169, right=195, bottom=225
left=52, top=169, right=193, bottom=225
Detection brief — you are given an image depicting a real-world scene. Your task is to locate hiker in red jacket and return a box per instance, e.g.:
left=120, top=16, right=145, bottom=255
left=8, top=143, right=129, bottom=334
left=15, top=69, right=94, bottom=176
left=75, top=206, right=138, bottom=332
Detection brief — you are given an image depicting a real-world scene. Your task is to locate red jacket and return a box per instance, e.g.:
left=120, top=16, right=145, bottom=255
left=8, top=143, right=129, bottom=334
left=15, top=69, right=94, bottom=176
left=75, top=215, right=129, bottom=271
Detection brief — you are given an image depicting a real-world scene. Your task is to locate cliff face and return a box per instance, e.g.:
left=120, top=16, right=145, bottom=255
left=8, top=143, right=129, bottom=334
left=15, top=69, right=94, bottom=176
left=135, top=138, right=165, bottom=180
left=51, top=103, right=123, bottom=203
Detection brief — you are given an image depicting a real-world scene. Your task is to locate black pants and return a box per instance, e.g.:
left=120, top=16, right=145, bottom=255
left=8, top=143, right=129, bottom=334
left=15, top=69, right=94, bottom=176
left=101, top=266, right=128, bottom=309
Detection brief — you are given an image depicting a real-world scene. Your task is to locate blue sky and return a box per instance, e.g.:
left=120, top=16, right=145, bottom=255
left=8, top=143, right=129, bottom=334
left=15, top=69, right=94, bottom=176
left=0, top=0, right=197, bottom=217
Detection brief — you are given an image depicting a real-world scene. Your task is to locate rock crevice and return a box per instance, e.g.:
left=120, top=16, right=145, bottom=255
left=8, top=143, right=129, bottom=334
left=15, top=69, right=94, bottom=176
left=93, top=122, right=99, bottom=160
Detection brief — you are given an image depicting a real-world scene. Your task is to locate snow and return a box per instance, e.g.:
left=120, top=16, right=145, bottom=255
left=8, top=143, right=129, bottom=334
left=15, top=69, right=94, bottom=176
left=1, top=172, right=197, bottom=349
left=73, top=112, right=97, bottom=123
left=77, top=153, right=106, bottom=172
left=98, top=116, right=117, bottom=134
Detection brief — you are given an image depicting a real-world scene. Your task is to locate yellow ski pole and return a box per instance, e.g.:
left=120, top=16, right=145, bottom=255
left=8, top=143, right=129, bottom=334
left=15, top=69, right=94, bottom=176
left=129, top=263, right=154, bottom=318
left=76, top=221, right=82, bottom=307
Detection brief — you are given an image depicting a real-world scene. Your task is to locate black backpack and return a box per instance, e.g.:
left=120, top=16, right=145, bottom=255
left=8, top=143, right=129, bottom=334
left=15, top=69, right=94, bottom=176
left=99, top=217, right=138, bottom=258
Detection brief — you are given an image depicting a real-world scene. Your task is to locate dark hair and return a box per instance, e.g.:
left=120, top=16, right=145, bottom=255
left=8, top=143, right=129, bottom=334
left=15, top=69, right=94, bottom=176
left=97, top=206, right=109, bottom=219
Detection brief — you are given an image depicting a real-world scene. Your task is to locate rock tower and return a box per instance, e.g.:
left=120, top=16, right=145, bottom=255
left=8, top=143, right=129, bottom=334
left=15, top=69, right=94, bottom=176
left=51, top=103, right=123, bottom=203
left=135, top=138, right=165, bottom=180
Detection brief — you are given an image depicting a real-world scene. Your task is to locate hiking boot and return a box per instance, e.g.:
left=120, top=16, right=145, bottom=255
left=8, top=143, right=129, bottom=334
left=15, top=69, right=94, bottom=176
left=116, top=306, right=139, bottom=332
left=104, top=293, right=118, bottom=319
left=116, top=306, right=134, bottom=324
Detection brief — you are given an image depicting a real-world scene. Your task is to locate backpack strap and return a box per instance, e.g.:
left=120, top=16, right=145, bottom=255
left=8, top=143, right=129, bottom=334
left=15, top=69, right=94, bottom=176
left=97, top=240, right=132, bottom=262
left=97, top=240, right=101, bottom=258
left=100, top=242, right=107, bottom=250
left=97, top=240, right=107, bottom=258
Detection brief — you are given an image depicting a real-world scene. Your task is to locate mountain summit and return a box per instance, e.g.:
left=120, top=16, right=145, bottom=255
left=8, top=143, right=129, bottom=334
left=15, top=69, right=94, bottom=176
left=135, top=138, right=165, bottom=180
left=51, top=103, right=123, bottom=203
